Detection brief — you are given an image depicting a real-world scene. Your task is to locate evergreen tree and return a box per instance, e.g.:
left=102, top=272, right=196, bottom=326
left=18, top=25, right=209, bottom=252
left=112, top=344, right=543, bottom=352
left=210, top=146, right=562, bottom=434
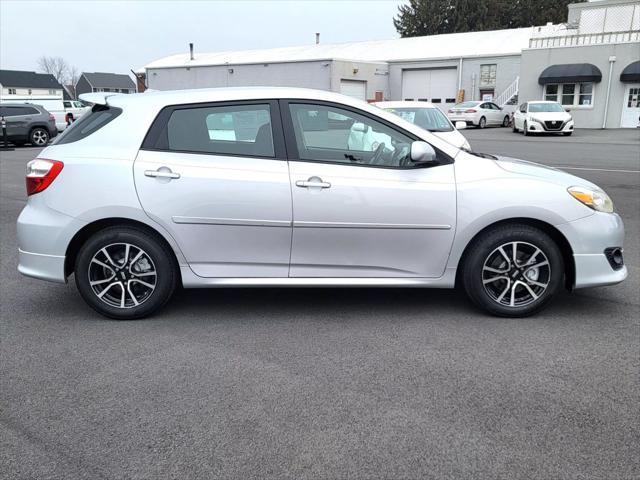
left=393, top=0, right=585, bottom=37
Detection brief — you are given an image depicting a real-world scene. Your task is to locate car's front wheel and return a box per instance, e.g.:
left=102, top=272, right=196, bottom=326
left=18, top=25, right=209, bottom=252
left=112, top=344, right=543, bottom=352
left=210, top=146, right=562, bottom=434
left=29, top=128, right=49, bottom=146
left=74, top=226, right=177, bottom=319
left=461, top=224, right=564, bottom=317
left=523, top=121, right=529, bottom=136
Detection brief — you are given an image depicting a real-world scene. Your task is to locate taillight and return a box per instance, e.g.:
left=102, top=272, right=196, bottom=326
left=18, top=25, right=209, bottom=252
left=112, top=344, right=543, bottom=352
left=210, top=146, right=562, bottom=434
left=26, top=159, right=64, bottom=196
left=465, top=109, right=477, bottom=113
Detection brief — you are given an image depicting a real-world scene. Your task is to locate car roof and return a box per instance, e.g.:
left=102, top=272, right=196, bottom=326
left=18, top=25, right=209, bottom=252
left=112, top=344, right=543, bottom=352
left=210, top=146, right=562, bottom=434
left=93, top=86, right=373, bottom=111
left=527, top=100, right=560, bottom=104
left=374, top=101, right=438, bottom=109
left=0, top=102, right=44, bottom=108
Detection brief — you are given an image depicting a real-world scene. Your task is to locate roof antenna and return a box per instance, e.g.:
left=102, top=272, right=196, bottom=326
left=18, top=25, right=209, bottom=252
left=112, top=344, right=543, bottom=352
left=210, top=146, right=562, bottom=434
left=315, top=33, right=320, bottom=45
left=189, top=43, right=194, bottom=60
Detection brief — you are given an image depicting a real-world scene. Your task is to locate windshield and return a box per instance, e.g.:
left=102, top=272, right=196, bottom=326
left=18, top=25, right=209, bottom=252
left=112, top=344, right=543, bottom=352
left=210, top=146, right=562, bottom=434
left=529, top=103, right=565, bottom=113
left=385, top=107, right=453, bottom=132
left=454, top=102, right=480, bottom=109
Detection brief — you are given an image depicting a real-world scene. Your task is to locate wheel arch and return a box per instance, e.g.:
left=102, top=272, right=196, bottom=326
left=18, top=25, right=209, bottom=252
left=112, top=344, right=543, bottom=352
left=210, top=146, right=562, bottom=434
left=455, top=217, right=575, bottom=291
left=64, top=217, right=183, bottom=282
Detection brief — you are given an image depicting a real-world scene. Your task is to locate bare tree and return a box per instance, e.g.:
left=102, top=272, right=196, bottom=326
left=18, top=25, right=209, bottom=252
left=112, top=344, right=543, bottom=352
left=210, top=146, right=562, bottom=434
left=37, top=56, right=70, bottom=84
left=38, top=56, right=82, bottom=98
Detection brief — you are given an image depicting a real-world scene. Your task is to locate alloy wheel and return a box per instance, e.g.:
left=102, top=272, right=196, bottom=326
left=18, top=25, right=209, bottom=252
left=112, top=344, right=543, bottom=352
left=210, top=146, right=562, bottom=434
left=88, top=243, right=157, bottom=309
left=482, top=241, right=550, bottom=308
left=32, top=129, right=48, bottom=146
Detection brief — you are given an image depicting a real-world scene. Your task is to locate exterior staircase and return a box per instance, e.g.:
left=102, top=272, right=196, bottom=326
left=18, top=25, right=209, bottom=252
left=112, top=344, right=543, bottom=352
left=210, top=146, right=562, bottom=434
left=495, top=76, right=519, bottom=110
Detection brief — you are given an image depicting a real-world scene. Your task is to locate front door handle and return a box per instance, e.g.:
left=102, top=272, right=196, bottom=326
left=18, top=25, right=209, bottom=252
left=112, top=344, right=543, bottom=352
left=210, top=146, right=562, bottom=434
left=144, top=168, right=181, bottom=179
left=295, top=176, right=331, bottom=189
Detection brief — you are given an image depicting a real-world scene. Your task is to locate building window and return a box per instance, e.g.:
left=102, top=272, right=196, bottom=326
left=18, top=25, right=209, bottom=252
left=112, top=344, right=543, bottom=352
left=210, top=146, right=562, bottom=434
left=8, top=88, right=16, bottom=94
left=480, top=64, right=497, bottom=88
left=544, top=83, right=594, bottom=106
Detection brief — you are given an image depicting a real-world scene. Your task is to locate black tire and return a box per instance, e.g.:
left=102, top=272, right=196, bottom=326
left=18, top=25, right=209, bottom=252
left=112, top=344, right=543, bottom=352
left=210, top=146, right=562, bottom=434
left=74, top=226, right=177, bottom=319
left=461, top=224, right=564, bottom=317
left=523, top=121, right=529, bottom=136
left=512, top=122, right=519, bottom=133
left=478, top=116, right=487, bottom=129
left=29, top=127, right=49, bottom=146
left=502, top=115, right=510, bottom=127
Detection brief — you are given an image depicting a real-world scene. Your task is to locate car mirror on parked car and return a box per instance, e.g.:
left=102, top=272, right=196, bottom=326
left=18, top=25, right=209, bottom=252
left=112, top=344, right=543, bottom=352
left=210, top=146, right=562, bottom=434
left=455, top=121, right=467, bottom=130
left=565, top=108, right=571, bottom=112
left=410, top=141, right=437, bottom=164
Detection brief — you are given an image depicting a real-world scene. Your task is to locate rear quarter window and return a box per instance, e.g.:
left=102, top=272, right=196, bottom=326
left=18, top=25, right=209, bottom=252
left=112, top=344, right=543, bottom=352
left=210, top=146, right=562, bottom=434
left=52, top=105, right=122, bottom=145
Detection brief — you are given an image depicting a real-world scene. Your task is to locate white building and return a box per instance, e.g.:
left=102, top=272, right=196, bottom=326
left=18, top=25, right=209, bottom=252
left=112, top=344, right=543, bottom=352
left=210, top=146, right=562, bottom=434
left=144, top=0, right=639, bottom=127
left=0, top=70, right=64, bottom=97
left=144, top=27, right=533, bottom=112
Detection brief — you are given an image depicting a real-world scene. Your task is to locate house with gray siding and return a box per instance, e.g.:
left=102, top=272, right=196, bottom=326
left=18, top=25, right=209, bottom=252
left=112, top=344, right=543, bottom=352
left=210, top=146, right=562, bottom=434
left=75, top=72, right=137, bottom=97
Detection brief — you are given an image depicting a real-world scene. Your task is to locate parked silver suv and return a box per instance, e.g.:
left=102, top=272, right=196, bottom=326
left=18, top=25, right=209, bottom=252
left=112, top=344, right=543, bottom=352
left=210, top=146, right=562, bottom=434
left=0, top=103, right=57, bottom=146
left=17, top=88, right=626, bottom=319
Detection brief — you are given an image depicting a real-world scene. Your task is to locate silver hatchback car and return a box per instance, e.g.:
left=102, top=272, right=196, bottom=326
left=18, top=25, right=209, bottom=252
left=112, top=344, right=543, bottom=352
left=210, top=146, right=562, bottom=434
left=17, top=87, right=626, bottom=319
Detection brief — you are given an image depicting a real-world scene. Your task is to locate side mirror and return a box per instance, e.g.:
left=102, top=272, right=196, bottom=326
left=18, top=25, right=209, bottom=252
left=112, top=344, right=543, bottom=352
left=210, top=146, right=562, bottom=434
left=455, top=121, right=467, bottom=130
left=410, top=141, right=437, bottom=164
left=565, top=108, right=571, bottom=113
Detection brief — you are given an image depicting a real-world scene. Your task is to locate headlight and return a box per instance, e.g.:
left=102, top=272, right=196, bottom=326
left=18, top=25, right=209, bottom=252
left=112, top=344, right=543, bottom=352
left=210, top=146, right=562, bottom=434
left=568, top=186, right=614, bottom=213
left=530, top=117, right=544, bottom=124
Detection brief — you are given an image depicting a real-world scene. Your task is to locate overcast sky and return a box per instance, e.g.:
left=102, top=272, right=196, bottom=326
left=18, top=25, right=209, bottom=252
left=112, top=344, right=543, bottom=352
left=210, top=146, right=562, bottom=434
left=1, top=0, right=404, bottom=77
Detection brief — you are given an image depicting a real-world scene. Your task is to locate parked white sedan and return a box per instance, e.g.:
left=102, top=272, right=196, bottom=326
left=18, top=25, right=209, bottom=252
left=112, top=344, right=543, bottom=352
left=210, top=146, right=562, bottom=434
left=374, top=101, right=471, bottom=150
left=447, top=101, right=511, bottom=129
left=513, top=101, right=575, bottom=136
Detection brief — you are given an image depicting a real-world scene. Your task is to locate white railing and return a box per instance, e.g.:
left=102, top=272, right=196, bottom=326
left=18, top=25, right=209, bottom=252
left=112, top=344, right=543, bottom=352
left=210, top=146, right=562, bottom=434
left=495, top=76, right=519, bottom=107
left=529, top=30, right=640, bottom=48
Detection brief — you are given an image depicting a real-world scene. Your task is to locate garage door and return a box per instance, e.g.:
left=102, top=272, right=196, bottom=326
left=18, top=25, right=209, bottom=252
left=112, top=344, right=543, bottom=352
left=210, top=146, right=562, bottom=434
left=401, top=68, right=458, bottom=111
left=340, top=80, right=367, bottom=101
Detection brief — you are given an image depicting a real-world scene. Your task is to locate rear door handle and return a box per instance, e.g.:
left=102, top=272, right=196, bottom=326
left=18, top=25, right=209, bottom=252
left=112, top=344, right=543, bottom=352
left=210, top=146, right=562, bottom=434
left=144, top=168, right=180, bottom=179
left=295, top=176, right=331, bottom=189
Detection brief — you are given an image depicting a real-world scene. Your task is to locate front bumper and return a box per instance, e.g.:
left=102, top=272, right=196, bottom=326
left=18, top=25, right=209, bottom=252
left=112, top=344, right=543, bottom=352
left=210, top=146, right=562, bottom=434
left=527, top=120, right=574, bottom=133
left=557, top=212, right=627, bottom=289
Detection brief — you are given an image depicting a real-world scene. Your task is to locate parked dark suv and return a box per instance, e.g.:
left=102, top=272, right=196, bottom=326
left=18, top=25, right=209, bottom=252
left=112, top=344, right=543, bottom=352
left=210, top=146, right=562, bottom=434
left=0, top=103, right=58, bottom=146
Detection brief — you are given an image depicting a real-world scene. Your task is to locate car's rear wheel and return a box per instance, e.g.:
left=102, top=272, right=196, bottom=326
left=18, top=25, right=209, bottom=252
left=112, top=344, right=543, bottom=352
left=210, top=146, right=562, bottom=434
left=478, top=116, right=487, bottom=129
left=462, top=224, right=564, bottom=317
left=74, top=227, right=177, bottom=319
left=29, top=128, right=49, bottom=146
left=502, top=115, right=510, bottom=127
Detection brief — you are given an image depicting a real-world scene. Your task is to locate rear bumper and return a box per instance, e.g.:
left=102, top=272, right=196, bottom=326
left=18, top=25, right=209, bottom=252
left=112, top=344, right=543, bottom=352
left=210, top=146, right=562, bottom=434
left=557, top=212, right=627, bottom=289
left=17, top=196, right=86, bottom=283
left=18, top=249, right=66, bottom=283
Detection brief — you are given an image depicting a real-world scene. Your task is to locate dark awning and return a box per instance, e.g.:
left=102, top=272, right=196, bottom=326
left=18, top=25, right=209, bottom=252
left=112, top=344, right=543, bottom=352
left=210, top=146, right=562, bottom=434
left=538, top=63, right=603, bottom=85
left=620, top=61, right=640, bottom=82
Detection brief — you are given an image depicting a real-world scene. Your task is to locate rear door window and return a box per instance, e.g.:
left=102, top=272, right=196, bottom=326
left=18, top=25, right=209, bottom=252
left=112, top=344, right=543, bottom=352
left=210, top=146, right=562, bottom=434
left=164, top=104, right=275, bottom=157
left=2, top=106, right=38, bottom=117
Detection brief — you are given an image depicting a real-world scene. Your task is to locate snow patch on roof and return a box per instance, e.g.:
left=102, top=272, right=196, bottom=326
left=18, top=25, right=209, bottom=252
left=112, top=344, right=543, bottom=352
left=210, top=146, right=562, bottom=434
left=145, top=27, right=539, bottom=70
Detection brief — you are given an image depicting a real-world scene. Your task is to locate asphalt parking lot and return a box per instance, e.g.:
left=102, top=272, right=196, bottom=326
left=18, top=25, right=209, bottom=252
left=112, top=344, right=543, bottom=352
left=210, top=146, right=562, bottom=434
left=1, top=129, right=639, bottom=479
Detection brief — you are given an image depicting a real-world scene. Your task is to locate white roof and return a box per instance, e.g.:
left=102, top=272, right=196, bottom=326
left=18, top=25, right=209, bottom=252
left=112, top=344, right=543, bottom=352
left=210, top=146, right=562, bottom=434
left=145, top=27, right=538, bottom=70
